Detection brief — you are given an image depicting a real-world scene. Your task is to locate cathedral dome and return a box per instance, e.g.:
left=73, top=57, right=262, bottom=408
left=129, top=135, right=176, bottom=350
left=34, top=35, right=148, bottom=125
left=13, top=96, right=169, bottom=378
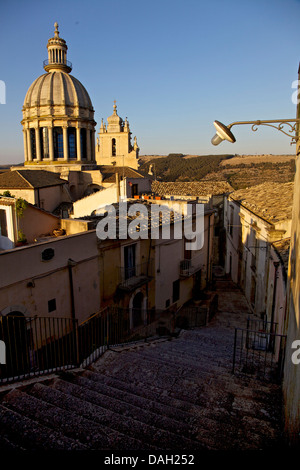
left=23, top=71, right=93, bottom=116
left=21, top=23, right=96, bottom=165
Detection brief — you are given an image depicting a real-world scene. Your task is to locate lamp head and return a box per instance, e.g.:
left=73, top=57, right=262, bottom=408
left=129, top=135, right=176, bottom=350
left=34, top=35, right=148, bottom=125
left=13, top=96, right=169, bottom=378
left=211, top=120, right=236, bottom=145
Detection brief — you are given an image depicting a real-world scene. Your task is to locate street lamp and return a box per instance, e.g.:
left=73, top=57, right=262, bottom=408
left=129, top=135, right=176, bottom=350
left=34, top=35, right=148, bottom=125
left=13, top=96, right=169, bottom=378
left=211, top=118, right=300, bottom=145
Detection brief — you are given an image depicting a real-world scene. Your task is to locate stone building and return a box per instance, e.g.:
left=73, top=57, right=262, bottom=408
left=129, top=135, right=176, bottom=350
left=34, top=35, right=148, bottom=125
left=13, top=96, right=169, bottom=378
left=0, top=199, right=214, bottom=329
left=224, top=181, right=293, bottom=320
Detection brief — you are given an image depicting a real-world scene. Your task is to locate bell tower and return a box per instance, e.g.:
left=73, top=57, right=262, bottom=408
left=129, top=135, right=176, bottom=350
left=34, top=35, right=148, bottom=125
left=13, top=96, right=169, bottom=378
left=95, top=102, right=139, bottom=170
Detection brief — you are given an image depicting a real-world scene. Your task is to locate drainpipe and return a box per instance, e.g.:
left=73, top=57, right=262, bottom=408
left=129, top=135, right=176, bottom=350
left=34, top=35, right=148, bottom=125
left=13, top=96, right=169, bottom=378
left=116, top=172, right=120, bottom=201
left=269, top=261, right=280, bottom=352
left=206, top=213, right=211, bottom=287
left=67, top=258, right=79, bottom=365
left=68, top=259, right=77, bottom=320
left=37, top=188, right=41, bottom=208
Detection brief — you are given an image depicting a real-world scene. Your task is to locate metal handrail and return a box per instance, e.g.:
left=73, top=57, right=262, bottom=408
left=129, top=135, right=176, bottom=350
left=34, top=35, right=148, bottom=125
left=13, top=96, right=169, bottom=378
left=43, top=59, right=72, bottom=69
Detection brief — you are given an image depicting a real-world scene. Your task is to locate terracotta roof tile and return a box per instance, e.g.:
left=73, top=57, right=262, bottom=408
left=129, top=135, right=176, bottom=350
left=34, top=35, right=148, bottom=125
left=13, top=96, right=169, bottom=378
left=230, top=182, right=294, bottom=223
left=151, top=181, right=233, bottom=197
left=0, top=170, right=66, bottom=189
left=100, top=166, right=144, bottom=182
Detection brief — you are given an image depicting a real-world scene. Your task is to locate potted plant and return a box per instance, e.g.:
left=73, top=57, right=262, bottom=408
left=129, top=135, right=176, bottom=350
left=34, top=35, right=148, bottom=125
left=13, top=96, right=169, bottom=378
left=16, top=229, right=27, bottom=246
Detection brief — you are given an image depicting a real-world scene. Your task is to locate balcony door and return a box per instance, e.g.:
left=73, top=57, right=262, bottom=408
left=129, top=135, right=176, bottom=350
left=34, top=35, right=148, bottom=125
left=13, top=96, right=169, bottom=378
left=124, top=244, right=136, bottom=280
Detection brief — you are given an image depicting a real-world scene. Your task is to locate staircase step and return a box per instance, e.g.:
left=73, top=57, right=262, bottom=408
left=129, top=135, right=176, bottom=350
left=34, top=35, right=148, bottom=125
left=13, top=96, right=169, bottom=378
left=2, top=388, right=147, bottom=450
left=0, top=403, right=87, bottom=450
left=85, top=368, right=203, bottom=414
left=53, top=372, right=204, bottom=450
left=81, top=369, right=196, bottom=425
left=27, top=380, right=193, bottom=450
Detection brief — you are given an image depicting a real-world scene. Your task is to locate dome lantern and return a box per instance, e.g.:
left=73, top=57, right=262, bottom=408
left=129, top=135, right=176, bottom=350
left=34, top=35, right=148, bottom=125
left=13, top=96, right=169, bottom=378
left=21, top=24, right=96, bottom=166
left=43, top=22, right=72, bottom=73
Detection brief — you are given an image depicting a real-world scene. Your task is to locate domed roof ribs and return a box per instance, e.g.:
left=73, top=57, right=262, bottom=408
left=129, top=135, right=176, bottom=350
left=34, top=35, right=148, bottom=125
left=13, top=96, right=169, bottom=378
left=36, top=74, right=48, bottom=108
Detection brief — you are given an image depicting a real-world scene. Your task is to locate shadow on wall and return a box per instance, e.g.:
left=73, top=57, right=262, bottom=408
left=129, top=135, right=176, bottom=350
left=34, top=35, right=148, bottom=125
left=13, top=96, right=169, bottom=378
left=283, top=230, right=300, bottom=446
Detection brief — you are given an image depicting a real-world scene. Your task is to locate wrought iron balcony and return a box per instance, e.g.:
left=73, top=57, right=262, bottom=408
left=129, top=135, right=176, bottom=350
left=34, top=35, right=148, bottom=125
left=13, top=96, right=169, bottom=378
left=180, top=258, right=202, bottom=277
left=43, top=59, right=72, bottom=72
left=118, top=260, right=153, bottom=291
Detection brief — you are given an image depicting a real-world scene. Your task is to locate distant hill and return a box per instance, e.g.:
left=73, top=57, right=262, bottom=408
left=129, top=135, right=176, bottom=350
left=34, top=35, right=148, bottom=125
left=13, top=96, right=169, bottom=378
left=138, top=154, right=296, bottom=189
left=138, top=154, right=233, bottom=182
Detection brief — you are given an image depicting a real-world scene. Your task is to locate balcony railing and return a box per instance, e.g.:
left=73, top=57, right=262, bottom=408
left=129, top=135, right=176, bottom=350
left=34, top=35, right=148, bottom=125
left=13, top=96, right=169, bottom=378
left=43, top=59, right=72, bottom=71
left=118, top=260, right=153, bottom=290
left=179, top=258, right=202, bottom=277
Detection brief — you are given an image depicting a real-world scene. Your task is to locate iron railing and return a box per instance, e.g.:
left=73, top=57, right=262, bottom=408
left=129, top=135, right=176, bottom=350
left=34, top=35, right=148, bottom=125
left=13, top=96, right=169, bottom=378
left=0, top=299, right=217, bottom=385
left=179, top=258, right=202, bottom=277
left=232, top=318, right=287, bottom=383
left=175, top=294, right=218, bottom=329
left=118, top=260, right=153, bottom=290
left=0, top=315, right=78, bottom=384
left=43, top=59, right=72, bottom=70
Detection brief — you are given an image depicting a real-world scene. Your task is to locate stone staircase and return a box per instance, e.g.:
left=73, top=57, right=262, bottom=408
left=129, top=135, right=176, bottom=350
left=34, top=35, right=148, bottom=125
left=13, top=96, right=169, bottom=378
left=0, top=282, right=287, bottom=451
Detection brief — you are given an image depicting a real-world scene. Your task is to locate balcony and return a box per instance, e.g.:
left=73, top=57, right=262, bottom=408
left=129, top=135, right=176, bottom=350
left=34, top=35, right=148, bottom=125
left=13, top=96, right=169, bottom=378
left=43, top=59, right=72, bottom=73
left=180, top=258, right=202, bottom=278
left=118, top=260, right=153, bottom=291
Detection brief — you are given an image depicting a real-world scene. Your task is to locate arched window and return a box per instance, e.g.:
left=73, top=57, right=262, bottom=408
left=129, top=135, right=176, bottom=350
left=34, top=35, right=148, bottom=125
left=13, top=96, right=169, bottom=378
left=30, top=129, right=36, bottom=159
left=53, top=127, right=64, bottom=159
left=112, top=138, right=116, bottom=156
left=68, top=128, right=76, bottom=159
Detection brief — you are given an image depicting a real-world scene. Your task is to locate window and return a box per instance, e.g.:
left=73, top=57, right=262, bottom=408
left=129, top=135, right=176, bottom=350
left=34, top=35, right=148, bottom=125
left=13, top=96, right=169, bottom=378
left=172, top=279, right=180, bottom=303
left=80, top=128, right=87, bottom=159
left=68, top=128, right=76, bottom=159
left=0, top=209, right=8, bottom=237
left=124, top=244, right=136, bottom=279
left=40, top=128, right=49, bottom=159
left=112, top=138, right=116, bottom=156
left=30, top=129, right=36, bottom=159
left=48, top=298, right=56, bottom=313
left=53, top=127, right=64, bottom=159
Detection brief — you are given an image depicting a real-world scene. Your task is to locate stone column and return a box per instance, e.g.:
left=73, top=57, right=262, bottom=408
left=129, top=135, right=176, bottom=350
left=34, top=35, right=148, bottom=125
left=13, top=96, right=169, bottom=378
left=87, top=128, right=91, bottom=161
left=48, top=126, right=54, bottom=161
left=76, top=126, right=82, bottom=162
left=35, top=127, right=41, bottom=161
left=27, top=128, right=32, bottom=162
left=91, top=129, right=95, bottom=162
left=23, top=129, right=28, bottom=162
left=63, top=126, right=68, bottom=161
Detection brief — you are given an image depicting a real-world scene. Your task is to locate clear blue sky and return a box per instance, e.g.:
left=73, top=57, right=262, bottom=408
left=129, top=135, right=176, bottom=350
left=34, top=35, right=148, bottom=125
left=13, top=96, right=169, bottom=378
left=1, top=0, right=300, bottom=164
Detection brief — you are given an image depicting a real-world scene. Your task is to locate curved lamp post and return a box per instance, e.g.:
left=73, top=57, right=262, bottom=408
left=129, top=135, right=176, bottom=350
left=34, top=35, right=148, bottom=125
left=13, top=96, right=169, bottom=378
left=211, top=118, right=300, bottom=145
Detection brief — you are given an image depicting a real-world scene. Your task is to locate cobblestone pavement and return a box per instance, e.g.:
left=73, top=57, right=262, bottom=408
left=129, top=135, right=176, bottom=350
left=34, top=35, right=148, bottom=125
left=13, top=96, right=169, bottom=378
left=0, top=280, right=287, bottom=450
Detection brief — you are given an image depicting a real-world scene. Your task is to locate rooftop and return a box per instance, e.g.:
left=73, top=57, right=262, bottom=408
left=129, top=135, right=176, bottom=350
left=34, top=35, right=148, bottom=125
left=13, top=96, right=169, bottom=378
left=151, top=181, right=233, bottom=197
left=100, top=166, right=144, bottom=183
left=0, top=170, right=66, bottom=189
left=229, top=182, right=294, bottom=224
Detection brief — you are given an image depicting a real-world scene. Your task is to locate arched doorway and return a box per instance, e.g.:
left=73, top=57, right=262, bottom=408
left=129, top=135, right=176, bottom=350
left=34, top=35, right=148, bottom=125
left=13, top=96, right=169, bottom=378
left=132, top=292, right=144, bottom=329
